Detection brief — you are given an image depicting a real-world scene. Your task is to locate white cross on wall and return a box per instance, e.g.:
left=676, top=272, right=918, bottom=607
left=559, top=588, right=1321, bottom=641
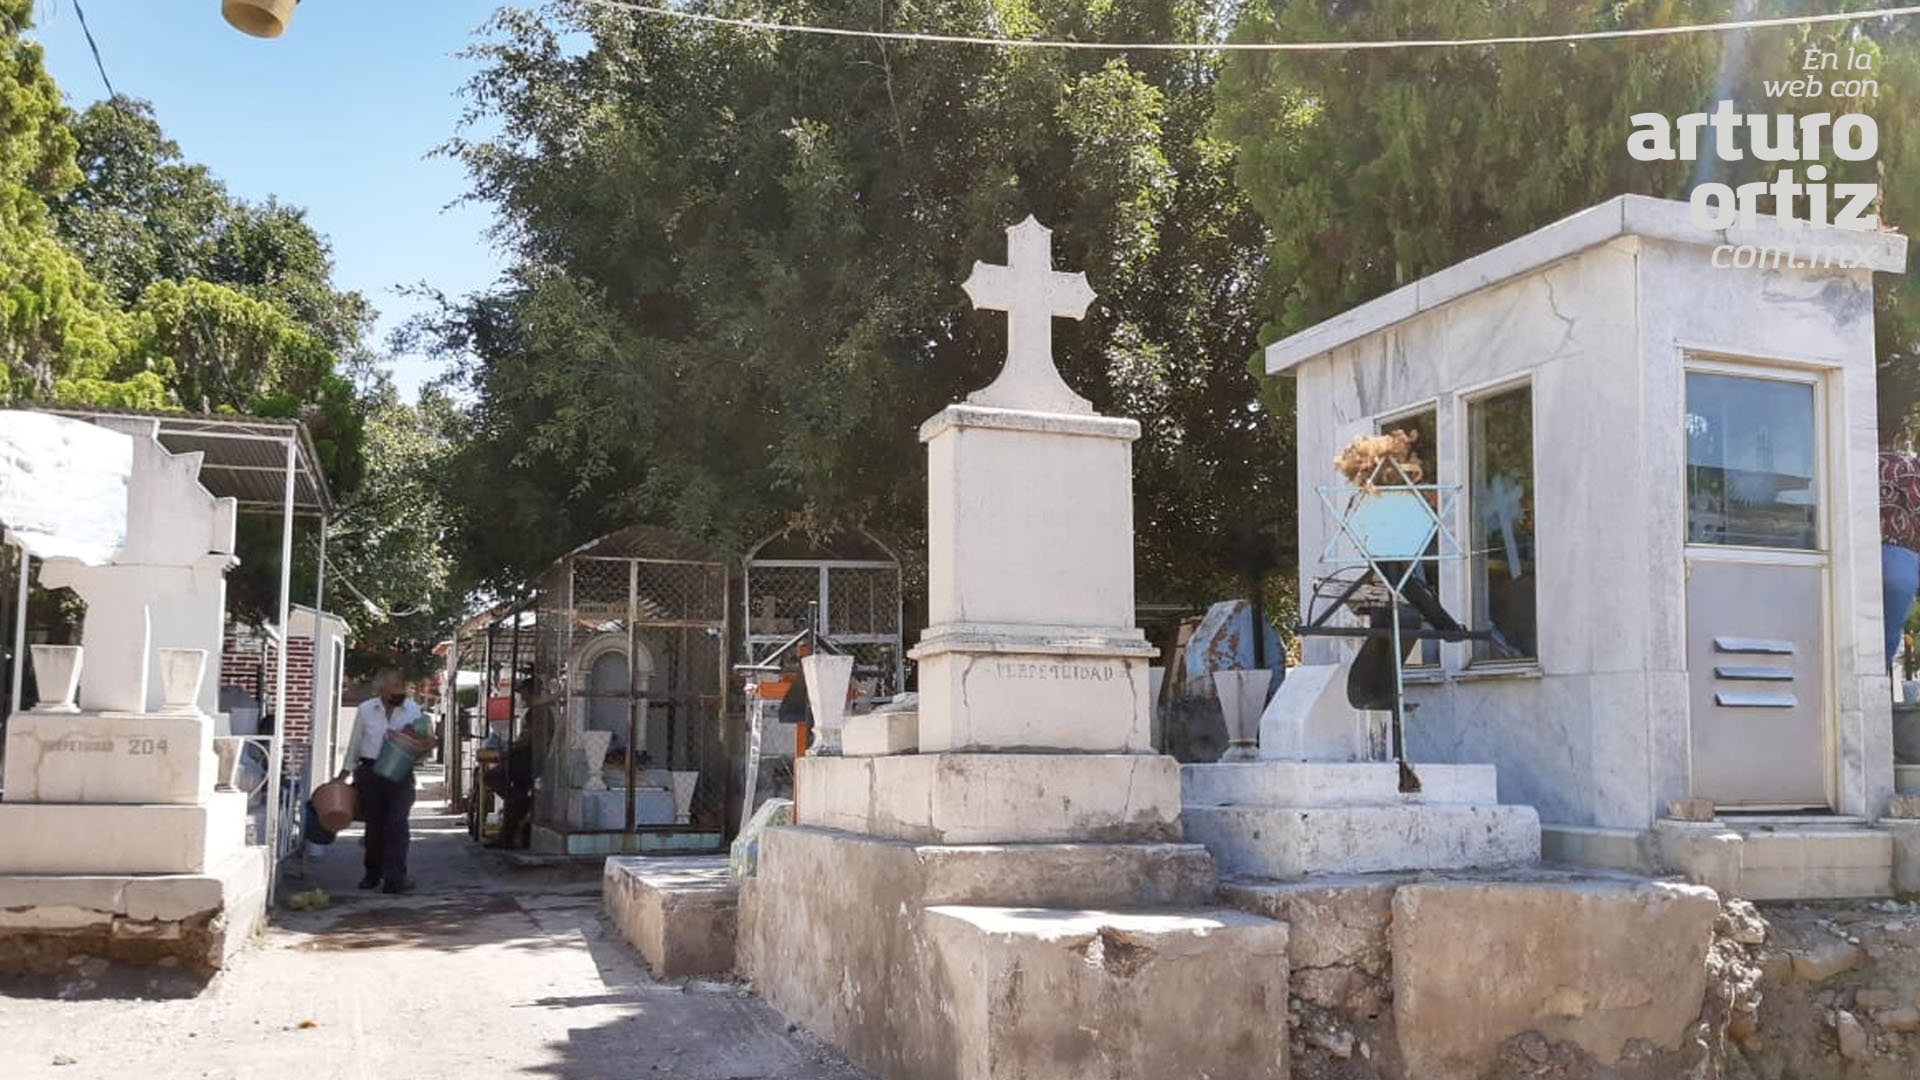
left=962, top=216, right=1097, bottom=414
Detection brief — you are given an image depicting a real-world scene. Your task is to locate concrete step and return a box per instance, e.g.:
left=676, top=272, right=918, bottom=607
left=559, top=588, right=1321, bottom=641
left=1182, top=761, right=1500, bottom=808
left=0, top=791, right=248, bottom=874
left=0, top=844, right=267, bottom=974
left=922, top=903, right=1290, bottom=1080
left=1734, top=825, right=1893, bottom=901
left=1656, top=821, right=1895, bottom=901
left=1184, top=803, right=1541, bottom=879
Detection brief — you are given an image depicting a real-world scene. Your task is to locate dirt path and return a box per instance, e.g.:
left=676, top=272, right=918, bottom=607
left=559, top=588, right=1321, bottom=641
left=0, top=770, right=868, bottom=1080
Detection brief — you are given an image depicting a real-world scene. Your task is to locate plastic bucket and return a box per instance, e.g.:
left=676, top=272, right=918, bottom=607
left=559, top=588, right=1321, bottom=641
left=372, top=736, right=424, bottom=782
left=311, top=778, right=355, bottom=832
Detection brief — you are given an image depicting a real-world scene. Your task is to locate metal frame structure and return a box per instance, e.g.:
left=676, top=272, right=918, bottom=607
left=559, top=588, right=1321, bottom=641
left=465, top=526, right=733, bottom=853
left=1298, top=458, right=1472, bottom=789
left=743, top=529, right=905, bottom=698
left=9, top=407, right=333, bottom=903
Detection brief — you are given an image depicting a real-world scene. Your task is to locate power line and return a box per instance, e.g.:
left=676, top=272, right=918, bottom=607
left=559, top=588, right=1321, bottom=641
left=573, top=0, right=1920, bottom=52
left=70, top=0, right=117, bottom=99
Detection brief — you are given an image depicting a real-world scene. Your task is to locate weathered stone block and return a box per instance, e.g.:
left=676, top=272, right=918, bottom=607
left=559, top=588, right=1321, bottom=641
left=741, top=827, right=1229, bottom=1080
left=1391, top=878, right=1720, bottom=1078
left=842, top=709, right=918, bottom=756
left=1887, top=820, right=1920, bottom=895
left=797, top=753, right=1179, bottom=844
left=602, top=855, right=738, bottom=978
left=1653, top=820, right=1743, bottom=897
left=2, top=711, right=214, bottom=805
left=1666, top=797, right=1717, bottom=822
left=1183, top=761, right=1499, bottom=807
left=0, top=845, right=266, bottom=975
left=1183, top=802, right=1539, bottom=878
left=1220, top=876, right=1396, bottom=1016
left=925, top=905, right=1290, bottom=1080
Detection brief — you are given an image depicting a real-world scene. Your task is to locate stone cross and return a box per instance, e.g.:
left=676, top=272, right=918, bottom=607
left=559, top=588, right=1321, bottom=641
left=962, top=216, right=1097, bottom=415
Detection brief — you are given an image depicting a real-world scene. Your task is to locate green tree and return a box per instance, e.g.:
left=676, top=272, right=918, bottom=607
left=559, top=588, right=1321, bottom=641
left=0, top=0, right=134, bottom=405
left=321, top=376, right=460, bottom=678
left=426, top=0, right=1290, bottom=611
left=1216, top=0, right=1919, bottom=364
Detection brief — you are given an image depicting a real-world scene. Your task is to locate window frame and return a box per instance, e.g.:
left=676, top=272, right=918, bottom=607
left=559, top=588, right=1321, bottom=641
left=1680, top=358, right=1829, bottom=558
left=1460, top=376, right=1540, bottom=670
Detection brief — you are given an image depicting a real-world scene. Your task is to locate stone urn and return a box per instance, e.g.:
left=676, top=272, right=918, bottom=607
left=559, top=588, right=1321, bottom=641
left=670, top=770, right=699, bottom=825
left=28, top=645, right=82, bottom=713
left=157, top=647, right=209, bottom=715
left=801, top=652, right=856, bottom=756
left=1213, top=668, right=1269, bottom=763
left=578, top=730, right=612, bottom=792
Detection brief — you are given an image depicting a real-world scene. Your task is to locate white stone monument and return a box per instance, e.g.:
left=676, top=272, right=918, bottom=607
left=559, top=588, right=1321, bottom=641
left=3, top=419, right=238, bottom=809
left=802, top=217, right=1177, bottom=838
left=740, top=219, right=1289, bottom=1080
left=0, top=414, right=263, bottom=974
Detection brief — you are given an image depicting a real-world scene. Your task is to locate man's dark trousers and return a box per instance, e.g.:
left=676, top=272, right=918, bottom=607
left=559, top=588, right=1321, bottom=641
left=354, top=758, right=415, bottom=884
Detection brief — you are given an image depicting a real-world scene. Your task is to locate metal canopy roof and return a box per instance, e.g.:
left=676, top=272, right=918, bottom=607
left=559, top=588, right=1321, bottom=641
left=28, top=406, right=335, bottom=517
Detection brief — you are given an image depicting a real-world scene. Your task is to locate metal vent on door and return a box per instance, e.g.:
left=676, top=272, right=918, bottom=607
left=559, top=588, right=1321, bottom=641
left=1712, top=638, right=1797, bottom=707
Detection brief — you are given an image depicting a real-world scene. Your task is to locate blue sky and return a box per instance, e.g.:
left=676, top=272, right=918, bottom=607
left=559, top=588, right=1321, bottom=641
left=29, top=0, right=511, bottom=402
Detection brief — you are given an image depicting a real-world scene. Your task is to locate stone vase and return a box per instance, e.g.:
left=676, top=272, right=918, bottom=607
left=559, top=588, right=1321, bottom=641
left=670, top=770, right=699, bottom=825
left=28, top=645, right=82, bottom=713
left=1213, top=669, right=1269, bottom=763
left=802, top=653, right=856, bottom=756
left=578, top=730, right=612, bottom=792
left=157, top=647, right=208, bottom=715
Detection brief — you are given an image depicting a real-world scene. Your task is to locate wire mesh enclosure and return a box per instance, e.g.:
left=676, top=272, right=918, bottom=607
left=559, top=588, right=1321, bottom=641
left=740, top=529, right=904, bottom=807
left=743, top=529, right=904, bottom=697
left=520, top=526, right=731, bottom=856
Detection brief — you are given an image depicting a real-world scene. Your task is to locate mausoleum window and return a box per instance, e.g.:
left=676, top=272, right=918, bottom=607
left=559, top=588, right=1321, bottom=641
left=1684, top=371, right=1820, bottom=550
left=1467, top=385, right=1538, bottom=663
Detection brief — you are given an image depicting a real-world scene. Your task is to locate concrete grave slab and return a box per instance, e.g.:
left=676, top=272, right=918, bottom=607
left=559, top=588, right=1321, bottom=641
left=603, top=855, right=738, bottom=978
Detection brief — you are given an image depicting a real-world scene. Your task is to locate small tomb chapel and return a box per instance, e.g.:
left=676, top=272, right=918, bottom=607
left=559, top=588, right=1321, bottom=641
left=1268, top=194, right=1910, bottom=899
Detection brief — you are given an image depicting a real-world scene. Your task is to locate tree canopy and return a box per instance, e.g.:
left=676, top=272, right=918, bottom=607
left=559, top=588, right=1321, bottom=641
left=0, top=3, right=449, bottom=670
left=1215, top=0, right=1920, bottom=405
left=423, top=0, right=1291, bottom=612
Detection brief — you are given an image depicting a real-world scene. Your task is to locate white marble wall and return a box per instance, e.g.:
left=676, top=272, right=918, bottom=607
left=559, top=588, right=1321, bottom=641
left=1293, top=236, right=1891, bottom=830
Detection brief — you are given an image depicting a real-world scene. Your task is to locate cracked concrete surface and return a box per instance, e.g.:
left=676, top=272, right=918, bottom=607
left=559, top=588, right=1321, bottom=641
left=0, top=769, right=869, bottom=1080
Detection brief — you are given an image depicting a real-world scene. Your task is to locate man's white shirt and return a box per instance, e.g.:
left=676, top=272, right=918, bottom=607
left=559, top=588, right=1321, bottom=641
left=352, top=696, right=424, bottom=763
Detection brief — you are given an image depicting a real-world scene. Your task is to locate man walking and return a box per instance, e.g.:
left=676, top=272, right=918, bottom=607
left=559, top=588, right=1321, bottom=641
left=345, top=670, right=426, bottom=894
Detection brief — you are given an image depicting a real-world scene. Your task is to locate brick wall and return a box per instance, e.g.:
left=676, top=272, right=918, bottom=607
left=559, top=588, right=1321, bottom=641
left=220, top=629, right=317, bottom=775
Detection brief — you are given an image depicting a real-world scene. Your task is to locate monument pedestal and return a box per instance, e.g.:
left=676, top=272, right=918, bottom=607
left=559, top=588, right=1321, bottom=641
left=1181, top=761, right=1541, bottom=877
left=740, top=821, right=1289, bottom=1080
left=739, top=219, right=1289, bottom=1079
left=797, top=753, right=1178, bottom=843
left=4, top=709, right=217, bottom=805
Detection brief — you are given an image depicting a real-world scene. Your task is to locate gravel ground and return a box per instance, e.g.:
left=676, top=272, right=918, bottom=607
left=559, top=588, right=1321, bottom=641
left=0, top=770, right=868, bottom=1080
